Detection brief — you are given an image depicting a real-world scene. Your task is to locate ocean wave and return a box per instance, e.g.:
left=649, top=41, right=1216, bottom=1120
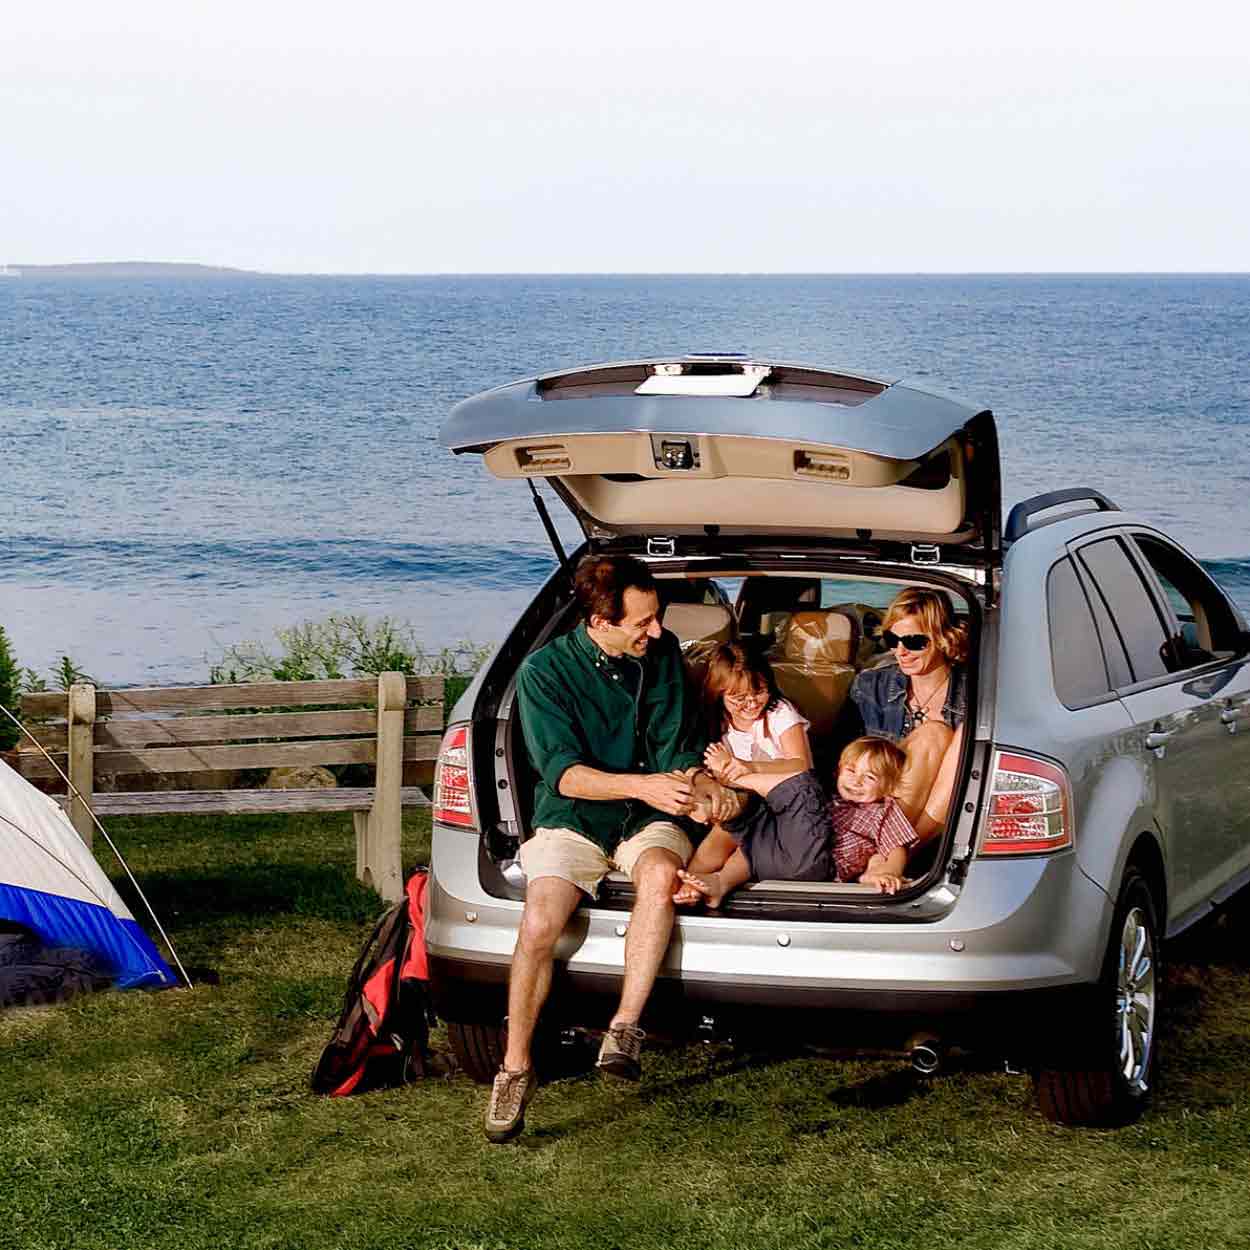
left=0, top=536, right=560, bottom=590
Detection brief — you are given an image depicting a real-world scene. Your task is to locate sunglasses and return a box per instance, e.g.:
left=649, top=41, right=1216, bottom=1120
left=883, top=630, right=931, bottom=652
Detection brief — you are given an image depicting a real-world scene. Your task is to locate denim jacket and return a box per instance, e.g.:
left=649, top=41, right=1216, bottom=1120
left=849, top=658, right=968, bottom=744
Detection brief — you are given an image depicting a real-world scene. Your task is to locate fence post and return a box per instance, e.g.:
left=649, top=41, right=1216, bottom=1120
left=358, top=671, right=405, bottom=903
left=67, top=682, right=96, bottom=847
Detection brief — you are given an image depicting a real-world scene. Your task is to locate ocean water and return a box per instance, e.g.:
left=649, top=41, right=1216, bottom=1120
left=2, top=274, right=1248, bottom=687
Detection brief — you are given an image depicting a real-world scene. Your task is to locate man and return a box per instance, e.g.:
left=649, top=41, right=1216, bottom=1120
left=484, top=553, right=736, bottom=1143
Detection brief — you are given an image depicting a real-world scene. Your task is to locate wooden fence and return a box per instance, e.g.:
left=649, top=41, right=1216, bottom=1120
left=17, top=672, right=444, bottom=903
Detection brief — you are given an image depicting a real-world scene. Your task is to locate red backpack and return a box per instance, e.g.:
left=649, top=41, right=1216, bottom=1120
left=311, top=869, right=434, bottom=1096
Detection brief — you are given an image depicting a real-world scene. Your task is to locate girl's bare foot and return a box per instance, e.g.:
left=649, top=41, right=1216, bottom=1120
left=675, top=868, right=730, bottom=909
left=673, top=876, right=703, bottom=906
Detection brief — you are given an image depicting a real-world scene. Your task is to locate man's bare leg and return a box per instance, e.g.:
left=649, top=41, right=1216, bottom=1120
left=610, top=847, right=683, bottom=1027
left=502, top=875, right=583, bottom=1072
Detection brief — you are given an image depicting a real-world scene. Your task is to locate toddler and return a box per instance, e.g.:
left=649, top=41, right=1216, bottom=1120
left=679, top=736, right=917, bottom=907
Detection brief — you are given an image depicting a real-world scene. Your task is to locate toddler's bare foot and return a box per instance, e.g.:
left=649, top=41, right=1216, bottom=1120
left=688, top=799, right=712, bottom=825
left=675, top=868, right=730, bottom=909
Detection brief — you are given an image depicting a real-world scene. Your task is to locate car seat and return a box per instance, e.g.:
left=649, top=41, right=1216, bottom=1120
left=766, top=610, right=859, bottom=742
left=662, top=602, right=734, bottom=646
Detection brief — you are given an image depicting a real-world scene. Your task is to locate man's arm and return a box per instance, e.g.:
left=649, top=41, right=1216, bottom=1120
left=558, top=764, right=694, bottom=817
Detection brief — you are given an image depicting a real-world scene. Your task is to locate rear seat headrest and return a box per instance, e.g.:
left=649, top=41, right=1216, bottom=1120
left=663, top=602, right=734, bottom=645
left=780, top=610, right=855, bottom=666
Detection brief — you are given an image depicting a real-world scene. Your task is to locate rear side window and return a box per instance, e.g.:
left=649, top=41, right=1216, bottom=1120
left=1076, top=537, right=1171, bottom=685
left=1047, top=558, right=1112, bottom=707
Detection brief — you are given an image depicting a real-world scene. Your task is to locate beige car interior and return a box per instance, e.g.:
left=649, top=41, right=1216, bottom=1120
left=663, top=582, right=889, bottom=762
left=483, top=433, right=972, bottom=541
left=661, top=602, right=735, bottom=646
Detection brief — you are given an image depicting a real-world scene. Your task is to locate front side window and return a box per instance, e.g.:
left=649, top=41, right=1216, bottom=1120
left=1076, top=537, right=1171, bottom=685
left=1130, top=534, right=1241, bottom=669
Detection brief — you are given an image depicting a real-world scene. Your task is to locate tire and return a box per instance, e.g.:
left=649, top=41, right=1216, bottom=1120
left=1035, top=867, right=1161, bottom=1127
left=447, top=1019, right=506, bottom=1084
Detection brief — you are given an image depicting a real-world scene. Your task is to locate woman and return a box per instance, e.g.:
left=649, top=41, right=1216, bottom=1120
left=848, top=586, right=968, bottom=844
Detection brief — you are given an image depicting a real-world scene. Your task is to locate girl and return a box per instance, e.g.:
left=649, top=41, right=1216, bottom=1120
left=699, top=642, right=812, bottom=782
left=683, top=643, right=813, bottom=890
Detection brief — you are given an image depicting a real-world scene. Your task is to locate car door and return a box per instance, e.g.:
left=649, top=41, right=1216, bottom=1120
left=1070, top=530, right=1250, bottom=930
left=1125, top=532, right=1250, bottom=906
left=1070, top=533, right=1211, bottom=925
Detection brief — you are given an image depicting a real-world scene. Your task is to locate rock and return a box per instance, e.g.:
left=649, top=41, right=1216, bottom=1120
left=264, top=766, right=337, bottom=790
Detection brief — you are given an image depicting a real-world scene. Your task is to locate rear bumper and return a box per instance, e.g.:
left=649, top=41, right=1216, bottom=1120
left=427, top=822, right=1114, bottom=1048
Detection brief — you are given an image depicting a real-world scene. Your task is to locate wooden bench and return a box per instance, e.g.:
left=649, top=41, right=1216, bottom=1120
left=17, top=672, right=444, bottom=903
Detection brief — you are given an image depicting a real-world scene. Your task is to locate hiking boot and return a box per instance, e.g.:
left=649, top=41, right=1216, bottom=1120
left=596, top=1023, right=646, bottom=1081
left=483, top=1066, right=536, bottom=1143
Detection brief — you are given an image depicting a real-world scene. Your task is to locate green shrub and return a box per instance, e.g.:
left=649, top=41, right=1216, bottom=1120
left=210, top=616, right=491, bottom=692
left=0, top=625, right=20, bottom=751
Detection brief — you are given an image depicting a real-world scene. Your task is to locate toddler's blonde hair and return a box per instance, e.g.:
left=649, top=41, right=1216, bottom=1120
left=838, top=736, right=907, bottom=795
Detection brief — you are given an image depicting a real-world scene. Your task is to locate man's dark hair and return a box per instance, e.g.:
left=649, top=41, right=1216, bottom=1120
left=573, top=555, right=657, bottom=625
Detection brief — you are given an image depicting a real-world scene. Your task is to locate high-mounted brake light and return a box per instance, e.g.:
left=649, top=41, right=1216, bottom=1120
left=433, top=723, right=478, bottom=830
left=978, top=749, right=1073, bottom=856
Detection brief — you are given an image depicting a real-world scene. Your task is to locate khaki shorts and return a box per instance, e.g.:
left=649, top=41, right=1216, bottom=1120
left=519, top=822, right=694, bottom=897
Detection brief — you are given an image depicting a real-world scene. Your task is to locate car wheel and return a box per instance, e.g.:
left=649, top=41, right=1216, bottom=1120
left=1035, top=867, right=1161, bottom=1126
left=447, top=1020, right=506, bottom=1084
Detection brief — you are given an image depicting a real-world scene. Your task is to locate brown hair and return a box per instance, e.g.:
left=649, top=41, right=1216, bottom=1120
left=573, top=554, right=657, bottom=625
left=700, top=642, right=782, bottom=740
left=882, top=586, right=968, bottom=666
left=839, top=736, right=907, bottom=794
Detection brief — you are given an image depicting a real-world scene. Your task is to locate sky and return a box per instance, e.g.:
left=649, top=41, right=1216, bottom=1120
left=3, top=1, right=1249, bottom=273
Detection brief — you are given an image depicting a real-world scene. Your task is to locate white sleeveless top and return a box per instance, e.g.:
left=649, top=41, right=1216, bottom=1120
left=722, top=698, right=810, bottom=763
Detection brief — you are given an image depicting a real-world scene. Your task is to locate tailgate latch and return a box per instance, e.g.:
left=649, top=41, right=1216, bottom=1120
left=911, top=544, right=941, bottom=565
left=647, top=536, right=677, bottom=557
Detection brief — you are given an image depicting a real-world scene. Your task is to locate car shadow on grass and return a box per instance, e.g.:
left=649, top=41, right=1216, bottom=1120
left=517, top=1036, right=948, bottom=1145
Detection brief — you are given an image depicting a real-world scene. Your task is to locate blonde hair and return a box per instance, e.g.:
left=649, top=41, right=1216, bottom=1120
left=882, top=587, right=968, bottom=666
left=839, top=736, right=907, bottom=794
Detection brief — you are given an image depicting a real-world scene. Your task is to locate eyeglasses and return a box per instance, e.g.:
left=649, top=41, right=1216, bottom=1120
left=724, top=688, right=768, bottom=707
left=883, top=630, right=931, bottom=652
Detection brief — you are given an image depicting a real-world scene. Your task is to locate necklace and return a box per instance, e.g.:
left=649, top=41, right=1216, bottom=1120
left=907, top=672, right=949, bottom=726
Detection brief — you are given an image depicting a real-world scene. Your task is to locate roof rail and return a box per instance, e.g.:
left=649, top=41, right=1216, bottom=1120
left=1003, top=488, right=1120, bottom=543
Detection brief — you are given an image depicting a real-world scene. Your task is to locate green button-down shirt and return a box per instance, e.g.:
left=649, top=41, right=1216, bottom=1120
left=516, top=623, right=707, bottom=854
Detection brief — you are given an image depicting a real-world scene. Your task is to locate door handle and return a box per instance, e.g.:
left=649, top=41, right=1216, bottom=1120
left=1144, top=729, right=1177, bottom=750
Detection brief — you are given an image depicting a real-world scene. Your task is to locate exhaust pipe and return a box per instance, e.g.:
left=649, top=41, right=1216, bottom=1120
left=907, top=1034, right=945, bottom=1076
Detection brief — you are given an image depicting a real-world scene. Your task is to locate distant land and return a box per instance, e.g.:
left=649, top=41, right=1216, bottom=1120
left=3, top=261, right=259, bottom=278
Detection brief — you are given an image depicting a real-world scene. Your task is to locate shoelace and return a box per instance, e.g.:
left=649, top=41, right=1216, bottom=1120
left=491, top=1069, right=529, bottom=1116
left=606, top=1024, right=646, bottom=1057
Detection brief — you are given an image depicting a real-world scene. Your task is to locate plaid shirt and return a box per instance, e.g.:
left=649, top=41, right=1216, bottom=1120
left=829, top=796, right=917, bottom=882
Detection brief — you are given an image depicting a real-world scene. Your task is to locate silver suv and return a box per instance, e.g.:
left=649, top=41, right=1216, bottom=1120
left=427, top=356, right=1250, bottom=1125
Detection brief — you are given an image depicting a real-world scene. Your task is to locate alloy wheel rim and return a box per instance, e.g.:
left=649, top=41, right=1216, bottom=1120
left=1116, top=905, right=1156, bottom=1094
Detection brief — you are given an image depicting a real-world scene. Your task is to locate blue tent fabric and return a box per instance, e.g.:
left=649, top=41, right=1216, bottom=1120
left=0, top=882, right=173, bottom=990
left=1, top=761, right=176, bottom=1003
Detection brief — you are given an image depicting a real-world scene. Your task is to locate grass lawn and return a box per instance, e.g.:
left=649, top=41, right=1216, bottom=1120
left=3, top=809, right=1249, bottom=1250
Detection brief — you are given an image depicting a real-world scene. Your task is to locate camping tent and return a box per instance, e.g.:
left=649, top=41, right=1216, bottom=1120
left=0, top=760, right=175, bottom=1006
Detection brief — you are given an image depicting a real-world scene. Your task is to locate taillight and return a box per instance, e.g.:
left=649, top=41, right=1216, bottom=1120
left=978, top=749, right=1073, bottom=856
left=433, top=723, right=478, bottom=830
